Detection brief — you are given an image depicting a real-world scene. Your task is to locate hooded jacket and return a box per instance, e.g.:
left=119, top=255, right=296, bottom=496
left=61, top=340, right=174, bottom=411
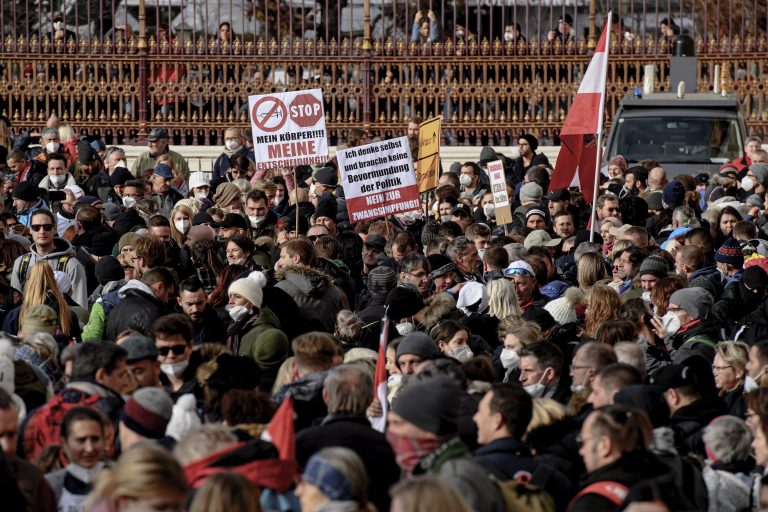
left=104, top=280, right=168, bottom=340
left=229, top=307, right=289, bottom=389
left=10, top=237, right=88, bottom=308
left=734, top=299, right=768, bottom=346
left=712, top=280, right=765, bottom=338
left=275, top=265, right=345, bottom=332
left=670, top=396, right=727, bottom=456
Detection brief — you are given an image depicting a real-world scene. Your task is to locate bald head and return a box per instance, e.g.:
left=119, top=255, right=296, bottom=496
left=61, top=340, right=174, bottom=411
left=648, top=167, right=667, bottom=190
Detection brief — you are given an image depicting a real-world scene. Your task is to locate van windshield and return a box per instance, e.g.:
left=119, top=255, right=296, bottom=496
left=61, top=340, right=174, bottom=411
left=608, top=116, right=743, bottom=164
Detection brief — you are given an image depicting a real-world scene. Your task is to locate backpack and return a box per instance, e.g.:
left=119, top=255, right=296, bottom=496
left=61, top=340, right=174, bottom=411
left=567, top=481, right=629, bottom=510
left=493, top=475, right=556, bottom=512
left=17, top=253, right=70, bottom=286
left=23, top=388, right=102, bottom=461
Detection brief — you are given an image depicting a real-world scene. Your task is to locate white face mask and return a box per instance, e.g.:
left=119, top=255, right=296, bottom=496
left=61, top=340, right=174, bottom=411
left=661, top=311, right=682, bottom=336
left=504, top=32, right=515, bottom=42
left=477, top=249, right=486, bottom=261
left=570, top=384, right=586, bottom=394
left=440, top=214, right=451, bottom=223
left=309, top=183, right=317, bottom=198
left=483, top=203, right=495, bottom=219
left=459, top=174, right=473, bottom=187
left=174, top=219, right=190, bottom=233
left=160, top=360, right=189, bottom=379
left=230, top=256, right=248, bottom=266
left=194, top=192, right=208, bottom=200
left=448, top=345, right=474, bottom=363
left=122, top=196, right=137, bottom=208
left=274, top=196, right=282, bottom=207
left=225, top=140, right=241, bottom=151
left=742, top=176, right=755, bottom=192
left=500, top=348, right=520, bottom=369
left=115, top=159, right=127, bottom=169
left=387, top=374, right=403, bottom=388
left=745, top=372, right=764, bottom=393
left=641, top=291, right=652, bottom=303
left=50, top=174, right=66, bottom=187
left=396, top=322, right=417, bottom=336
left=227, top=304, right=251, bottom=322
left=45, top=141, right=60, bottom=154
left=524, top=371, right=548, bottom=398
left=249, top=215, right=265, bottom=227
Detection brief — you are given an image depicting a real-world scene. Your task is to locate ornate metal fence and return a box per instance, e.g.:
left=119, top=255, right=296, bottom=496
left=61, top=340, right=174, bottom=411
left=0, top=0, right=766, bottom=146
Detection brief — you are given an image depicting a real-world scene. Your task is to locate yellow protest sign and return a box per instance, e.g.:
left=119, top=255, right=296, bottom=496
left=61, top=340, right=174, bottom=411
left=415, top=117, right=441, bottom=193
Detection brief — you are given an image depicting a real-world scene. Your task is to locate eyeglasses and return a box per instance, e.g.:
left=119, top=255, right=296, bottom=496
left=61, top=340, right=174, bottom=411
left=157, top=345, right=187, bottom=356
left=30, top=223, right=54, bottom=232
left=504, top=268, right=533, bottom=278
left=570, top=364, right=593, bottom=372
left=712, top=365, right=733, bottom=373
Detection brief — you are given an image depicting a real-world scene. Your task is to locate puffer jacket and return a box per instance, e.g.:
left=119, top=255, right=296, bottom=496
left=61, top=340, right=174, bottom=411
left=104, top=280, right=169, bottom=340
left=275, top=265, right=346, bottom=332
left=228, top=307, right=289, bottom=390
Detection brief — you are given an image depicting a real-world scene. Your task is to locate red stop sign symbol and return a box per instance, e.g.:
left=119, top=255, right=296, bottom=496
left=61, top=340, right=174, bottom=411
left=289, top=93, right=324, bottom=128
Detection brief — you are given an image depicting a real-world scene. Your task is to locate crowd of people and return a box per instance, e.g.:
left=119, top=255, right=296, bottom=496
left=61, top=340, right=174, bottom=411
left=1, top=117, right=768, bottom=512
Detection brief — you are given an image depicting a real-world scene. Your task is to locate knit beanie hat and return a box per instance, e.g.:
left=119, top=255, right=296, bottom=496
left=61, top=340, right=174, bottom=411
left=607, top=155, right=628, bottom=173
left=519, top=133, right=539, bottom=152
left=313, top=166, right=338, bottom=187
left=478, top=146, right=499, bottom=166
left=751, top=163, right=768, bottom=187
left=103, top=203, right=122, bottom=222
left=385, top=285, right=425, bottom=322
left=392, top=377, right=460, bottom=435
left=21, top=305, right=57, bottom=335
left=165, top=394, right=201, bottom=441
left=544, top=287, right=584, bottom=325
left=213, top=183, right=241, bottom=208
left=95, top=256, right=125, bottom=285
left=395, top=332, right=441, bottom=360
left=188, top=171, right=210, bottom=190
left=716, top=237, right=744, bottom=268
left=315, top=192, right=337, bottom=220
left=662, top=181, right=685, bottom=208
left=120, top=387, right=174, bottom=439
left=368, top=266, right=397, bottom=296
left=669, top=287, right=714, bottom=320
left=228, top=271, right=268, bottom=309
left=303, top=451, right=361, bottom=501
left=12, top=182, right=38, bottom=201
left=520, top=182, right=543, bottom=203
left=118, top=232, right=141, bottom=252
left=638, top=254, right=669, bottom=279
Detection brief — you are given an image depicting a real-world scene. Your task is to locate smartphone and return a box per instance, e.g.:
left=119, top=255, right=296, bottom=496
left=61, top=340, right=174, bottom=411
left=642, top=313, right=655, bottom=330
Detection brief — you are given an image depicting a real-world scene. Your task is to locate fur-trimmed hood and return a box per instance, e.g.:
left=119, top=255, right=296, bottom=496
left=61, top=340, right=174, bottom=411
left=420, top=293, right=460, bottom=330
left=275, top=264, right=333, bottom=297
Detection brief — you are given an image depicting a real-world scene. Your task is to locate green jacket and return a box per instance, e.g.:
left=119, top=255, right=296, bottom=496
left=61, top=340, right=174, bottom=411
left=237, top=307, right=289, bottom=381
left=130, top=148, right=190, bottom=180
left=81, top=302, right=106, bottom=342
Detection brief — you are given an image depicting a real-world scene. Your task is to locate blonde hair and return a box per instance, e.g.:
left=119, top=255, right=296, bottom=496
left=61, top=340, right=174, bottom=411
left=716, top=340, right=749, bottom=378
left=487, top=279, right=522, bottom=319
left=498, top=318, right=541, bottom=348
left=525, top=398, right=566, bottom=439
left=577, top=252, right=608, bottom=290
left=335, top=310, right=363, bottom=345
left=20, top=262, right=73, bottom=337
left=85, top=444, right=186, bottom=511
left=169, top=204, right=194, bottom=246
left=272, top=356, right=296, bottom=395
left=390, top=476, right=472, bottom=512
left=188, top=473, right=260, bottom=512
left=58, top=124, right=77, bottom=142
left=585, top=284, right=622, bottom=337
left=611, top=239, right=632, bottom=261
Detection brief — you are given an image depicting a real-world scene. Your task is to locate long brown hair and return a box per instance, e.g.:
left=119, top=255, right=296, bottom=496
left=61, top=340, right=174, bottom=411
left=208, top=264, right=248, bottom=307
left=20, top=262, right=73, bottom=336
left=584, top=284, right=621, bottom=338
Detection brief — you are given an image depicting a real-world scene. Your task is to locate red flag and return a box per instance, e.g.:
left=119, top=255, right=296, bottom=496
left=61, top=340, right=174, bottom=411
left=266, top=395, right=296, bottom=463
left=549, top=16, right=611, bottom=204
left=370, top=314, right=390, bottom=433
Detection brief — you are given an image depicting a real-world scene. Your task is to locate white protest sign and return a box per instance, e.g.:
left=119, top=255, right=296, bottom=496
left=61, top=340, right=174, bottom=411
left=487, top=159, right=513, bottom=225
left=337, top=136, right=420, bottom=222
left=248, top=88, right=328, bottom=170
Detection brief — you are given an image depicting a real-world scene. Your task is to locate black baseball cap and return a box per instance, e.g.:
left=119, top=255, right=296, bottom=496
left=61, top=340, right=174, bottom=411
left=212, top=213, right=248, bottom=230
left=543, top=188, right=571, bottom=202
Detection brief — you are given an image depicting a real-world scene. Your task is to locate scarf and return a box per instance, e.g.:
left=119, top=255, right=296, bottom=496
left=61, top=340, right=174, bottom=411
left=224, top=144, right=243, bottom=157
left=385, top=430, right=451, bottom=476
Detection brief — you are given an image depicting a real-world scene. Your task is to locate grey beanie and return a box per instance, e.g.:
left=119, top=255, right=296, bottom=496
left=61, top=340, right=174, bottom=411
left=520, top=182, right=543, bottom=203
left=395, top=332, right=441, bottom=360
left=391, top=377, right=460, bottom=435
left=121, top=387, right=173, bottom=439
left=638, top=255, right=669, bottom=279
left=368, top=266, right=397, bottom=295
left=751, top=163, right=768, bottom=187
left=669, top=287, right=714, bottom=320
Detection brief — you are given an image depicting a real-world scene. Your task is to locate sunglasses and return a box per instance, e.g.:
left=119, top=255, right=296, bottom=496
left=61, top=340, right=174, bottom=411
left=504, top=268, right=533, bottom=278
left=30, top=223, right=54, bottom=232
left=157, top=345, right=187, bottom=356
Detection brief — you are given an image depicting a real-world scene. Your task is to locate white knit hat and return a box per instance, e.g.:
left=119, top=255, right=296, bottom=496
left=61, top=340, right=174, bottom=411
left=165, top=394, right=201, bottom=441
left=543, top=287, right=584, bottom=326
left=228, top=271, right=268, bottom=309
left=188, top=171, right=210, bottom=190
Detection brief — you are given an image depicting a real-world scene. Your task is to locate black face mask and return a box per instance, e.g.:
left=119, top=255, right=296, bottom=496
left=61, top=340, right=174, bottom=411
left=740, top=280, right=766, bottom=308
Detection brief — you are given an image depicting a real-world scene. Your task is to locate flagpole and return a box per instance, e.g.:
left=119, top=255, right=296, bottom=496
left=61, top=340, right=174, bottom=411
left=589, top=12, right=611, bottom=243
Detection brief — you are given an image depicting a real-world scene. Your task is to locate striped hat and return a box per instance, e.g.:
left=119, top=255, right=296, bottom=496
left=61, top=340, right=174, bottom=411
left=715, top=237, right=743, bottom=267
